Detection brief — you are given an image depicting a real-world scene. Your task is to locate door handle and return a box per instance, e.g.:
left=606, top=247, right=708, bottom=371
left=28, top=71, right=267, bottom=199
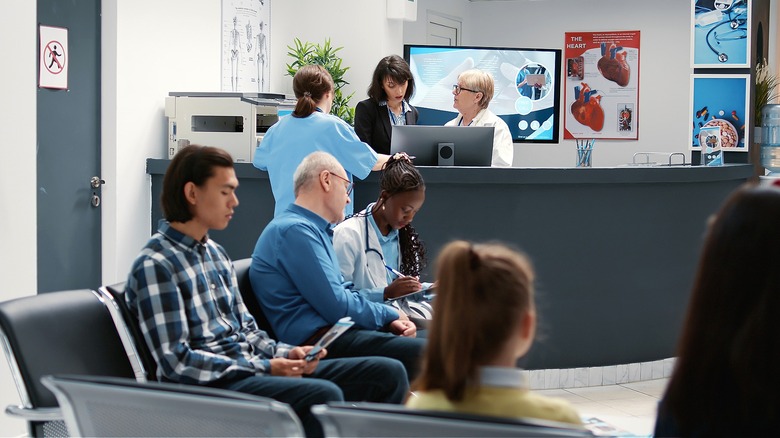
left=90, top=176, right=106, bottom=188
left=90, top=176, right=105, bottom=208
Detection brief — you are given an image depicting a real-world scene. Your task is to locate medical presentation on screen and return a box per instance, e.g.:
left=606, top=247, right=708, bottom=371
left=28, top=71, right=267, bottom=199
left=405, top=45, right=561, bottom=143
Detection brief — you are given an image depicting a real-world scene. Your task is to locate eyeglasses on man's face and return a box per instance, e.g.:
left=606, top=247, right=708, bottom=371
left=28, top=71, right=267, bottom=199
left=452, top=84, right=479, bottom=95
left=327, top=171, right=354, bottom=195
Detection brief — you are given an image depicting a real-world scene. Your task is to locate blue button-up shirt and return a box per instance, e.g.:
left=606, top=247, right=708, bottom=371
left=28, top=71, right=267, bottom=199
left=125, top=221, right=292, bottom=384
left=381, top=99, right=412, bottom=126
left=250, top=204, right=399, bottom=345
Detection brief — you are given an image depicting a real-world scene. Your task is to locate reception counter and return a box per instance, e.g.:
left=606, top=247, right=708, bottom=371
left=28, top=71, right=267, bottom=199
left=147, top=160, right=753, bottom=370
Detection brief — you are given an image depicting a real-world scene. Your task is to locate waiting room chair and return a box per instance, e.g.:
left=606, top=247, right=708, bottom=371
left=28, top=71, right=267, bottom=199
left=311, top=402, right=594, bottom=437
left=233, top=258, right=277, bottom=339
left=97, top=282, right=157, bottom=382
left=41, top=374, right=304, bottom=437
left=0, top=289, right=137, bottom=437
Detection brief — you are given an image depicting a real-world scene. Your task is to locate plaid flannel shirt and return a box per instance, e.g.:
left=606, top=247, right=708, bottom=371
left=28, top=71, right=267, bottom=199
left=125, top=221, right=292, bottom=384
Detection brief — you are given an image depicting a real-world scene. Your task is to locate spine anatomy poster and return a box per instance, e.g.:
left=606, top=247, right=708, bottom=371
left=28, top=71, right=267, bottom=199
left=221, top=0, right=270, bottom=92
left=564, top=31, right=640, bottom=140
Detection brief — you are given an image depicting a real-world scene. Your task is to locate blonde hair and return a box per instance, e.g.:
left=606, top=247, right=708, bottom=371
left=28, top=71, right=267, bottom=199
left=458, top=69, right=495, bottom=109
left=413, top=240, right=535, bottom=401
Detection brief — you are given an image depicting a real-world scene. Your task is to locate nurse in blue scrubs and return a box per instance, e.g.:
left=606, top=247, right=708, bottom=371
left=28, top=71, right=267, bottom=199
left=254, top=64, right=390, bottom=217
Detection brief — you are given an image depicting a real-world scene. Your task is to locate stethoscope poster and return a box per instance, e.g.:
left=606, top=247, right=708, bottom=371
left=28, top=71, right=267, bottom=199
left=689, top=74, right=750, bottom=152
left=691, top=0, right=750, bottom=68
left=563, top=30, right=640, bottom=140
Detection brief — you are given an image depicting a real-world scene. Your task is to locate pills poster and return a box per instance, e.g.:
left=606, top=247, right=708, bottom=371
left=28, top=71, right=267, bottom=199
left=689, top=74, right=750, bottom=151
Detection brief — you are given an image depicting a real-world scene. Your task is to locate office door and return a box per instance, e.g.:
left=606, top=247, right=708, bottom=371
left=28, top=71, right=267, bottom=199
left=37, top=0, right=102, bottom=292
left=427, top=12, right=461, bottom=45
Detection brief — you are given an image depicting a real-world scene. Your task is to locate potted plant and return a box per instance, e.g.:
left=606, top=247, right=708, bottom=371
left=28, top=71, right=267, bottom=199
left=286, top=38, right=355, bottom=125
left=754, top=60, right=780, bottom=132
left=751, top=60, right=780, bottom=177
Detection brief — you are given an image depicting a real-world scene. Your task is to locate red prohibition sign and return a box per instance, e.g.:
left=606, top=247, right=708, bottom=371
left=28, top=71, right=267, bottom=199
left=44, top=40, right=66, bottom=75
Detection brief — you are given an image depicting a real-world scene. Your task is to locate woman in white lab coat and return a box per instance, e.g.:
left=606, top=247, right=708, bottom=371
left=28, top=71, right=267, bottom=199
left=446, top=69, right=513, bottom=167
left=333, top=154, right=433, bottom=323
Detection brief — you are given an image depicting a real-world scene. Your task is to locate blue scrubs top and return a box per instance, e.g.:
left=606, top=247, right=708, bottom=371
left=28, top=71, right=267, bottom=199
left=253, top=111, right=379, bottom=217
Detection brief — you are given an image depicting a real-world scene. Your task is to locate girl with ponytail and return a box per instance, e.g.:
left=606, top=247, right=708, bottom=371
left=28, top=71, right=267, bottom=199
left=407, top=240, right=582, bottom=427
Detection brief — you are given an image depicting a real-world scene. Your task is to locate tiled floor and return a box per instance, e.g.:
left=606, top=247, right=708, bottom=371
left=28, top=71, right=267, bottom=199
left=536, top=377, right=669, bottom=436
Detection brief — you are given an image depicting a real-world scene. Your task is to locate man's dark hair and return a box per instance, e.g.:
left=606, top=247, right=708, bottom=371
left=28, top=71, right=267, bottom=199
left=161, top=145, right=234, bottom=223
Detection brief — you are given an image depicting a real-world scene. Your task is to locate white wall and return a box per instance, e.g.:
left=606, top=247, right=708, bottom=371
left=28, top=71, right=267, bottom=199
left=405, top=0, right=692, bottom=167
left=101, top=0, right=222, bottom=285
left=270, top=1, right=404, bottom=100
left=0, top=0, right=37, bottom=434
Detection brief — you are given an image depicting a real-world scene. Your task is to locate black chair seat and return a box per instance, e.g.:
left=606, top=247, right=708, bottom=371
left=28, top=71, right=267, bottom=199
left=98, top=282, right=158, bottom=382
left=0, top=289, right=137, bottom=437
left=233, top=258, right=277, bottom=339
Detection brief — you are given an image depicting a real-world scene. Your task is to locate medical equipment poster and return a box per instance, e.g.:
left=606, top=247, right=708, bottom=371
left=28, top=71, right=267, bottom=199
left=563, top=31, right=640, bottom=140
left=221, top=0, right=270, bottom=92
left=691, top=0, right=750, bottom=68
left=689, top=74, right=749, bottom=151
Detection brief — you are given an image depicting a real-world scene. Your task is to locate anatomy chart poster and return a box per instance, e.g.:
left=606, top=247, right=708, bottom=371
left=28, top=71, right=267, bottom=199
left=563, top=31, right=640, bottom=140
left=691, top=0, right=750, bottom=68
left=221, top=0, right=270, bottom=92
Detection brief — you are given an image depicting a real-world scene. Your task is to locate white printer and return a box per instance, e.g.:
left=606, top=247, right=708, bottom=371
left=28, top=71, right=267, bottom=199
left=165, top=92, right=295, bottom=162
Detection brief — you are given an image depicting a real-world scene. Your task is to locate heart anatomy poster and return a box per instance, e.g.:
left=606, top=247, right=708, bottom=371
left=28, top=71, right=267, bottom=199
left=564, top=31, right=640, bottom=140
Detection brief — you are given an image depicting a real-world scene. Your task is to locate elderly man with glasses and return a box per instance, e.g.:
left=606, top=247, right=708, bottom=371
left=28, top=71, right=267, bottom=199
left=250, top=151, right=426, bottom=381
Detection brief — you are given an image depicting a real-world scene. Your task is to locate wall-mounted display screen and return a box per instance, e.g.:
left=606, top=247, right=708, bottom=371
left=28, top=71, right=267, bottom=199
left=404, top=44, right=562, bottom=143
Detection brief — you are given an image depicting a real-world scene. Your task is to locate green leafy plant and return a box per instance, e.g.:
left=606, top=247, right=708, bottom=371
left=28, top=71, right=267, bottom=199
left=754, top=60, right=780, bottom=127
left=286, top=38, right=355, bottom=125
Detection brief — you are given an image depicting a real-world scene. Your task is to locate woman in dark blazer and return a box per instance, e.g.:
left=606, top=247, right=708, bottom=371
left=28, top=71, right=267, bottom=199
left=355, top=55, right=418, bottom=155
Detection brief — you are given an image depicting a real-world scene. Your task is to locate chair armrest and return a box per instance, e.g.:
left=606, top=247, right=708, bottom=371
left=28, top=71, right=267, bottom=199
left=5, top=405, right=62, bottom=421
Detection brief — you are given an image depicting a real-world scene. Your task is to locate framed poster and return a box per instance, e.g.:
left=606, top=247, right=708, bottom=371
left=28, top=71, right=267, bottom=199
left=691, top=0, right=750, bottom=68
left=689, top=74, right=750, bottom=151
left=39, top=25, right=68, bottom=90
left=563, top=30, right=640, bottom=140
left=221, top=0, right=270, bottom=92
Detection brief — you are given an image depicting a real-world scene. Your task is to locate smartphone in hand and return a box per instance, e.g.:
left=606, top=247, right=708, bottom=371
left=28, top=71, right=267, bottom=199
left=304, top=316, right=354, bottom=362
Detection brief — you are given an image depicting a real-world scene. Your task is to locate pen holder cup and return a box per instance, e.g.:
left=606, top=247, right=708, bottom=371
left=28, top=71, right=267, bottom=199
left=576, top=146, right=593, bottom=168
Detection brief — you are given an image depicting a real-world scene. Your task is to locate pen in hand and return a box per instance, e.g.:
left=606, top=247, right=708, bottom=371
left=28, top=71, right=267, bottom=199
left=385, top=265, right=405, bottom=278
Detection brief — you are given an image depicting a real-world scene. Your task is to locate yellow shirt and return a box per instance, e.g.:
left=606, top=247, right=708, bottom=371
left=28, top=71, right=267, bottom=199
left=407, top=367, right=583, bottom=427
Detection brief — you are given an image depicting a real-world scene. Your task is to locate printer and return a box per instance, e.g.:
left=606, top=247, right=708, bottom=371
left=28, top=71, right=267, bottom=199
left=165, top=92, right=295, bottom=162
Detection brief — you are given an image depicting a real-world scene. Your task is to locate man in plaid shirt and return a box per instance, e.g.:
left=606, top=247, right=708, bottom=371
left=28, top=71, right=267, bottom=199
left=126, top=145, right=408, bottom=437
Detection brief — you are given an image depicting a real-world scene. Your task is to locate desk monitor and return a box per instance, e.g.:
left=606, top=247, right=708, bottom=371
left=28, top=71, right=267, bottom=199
left=390, top=125, right=495, bottom=167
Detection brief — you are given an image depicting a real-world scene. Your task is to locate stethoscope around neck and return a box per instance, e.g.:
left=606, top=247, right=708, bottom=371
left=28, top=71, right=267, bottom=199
left=364, top=212, right=384, bottom=261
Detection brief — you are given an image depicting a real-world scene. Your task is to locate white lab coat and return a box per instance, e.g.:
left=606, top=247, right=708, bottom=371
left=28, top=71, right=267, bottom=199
left=334, top=207, right=435, bottom=321
left=333, top=208, right=391, bottom=303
